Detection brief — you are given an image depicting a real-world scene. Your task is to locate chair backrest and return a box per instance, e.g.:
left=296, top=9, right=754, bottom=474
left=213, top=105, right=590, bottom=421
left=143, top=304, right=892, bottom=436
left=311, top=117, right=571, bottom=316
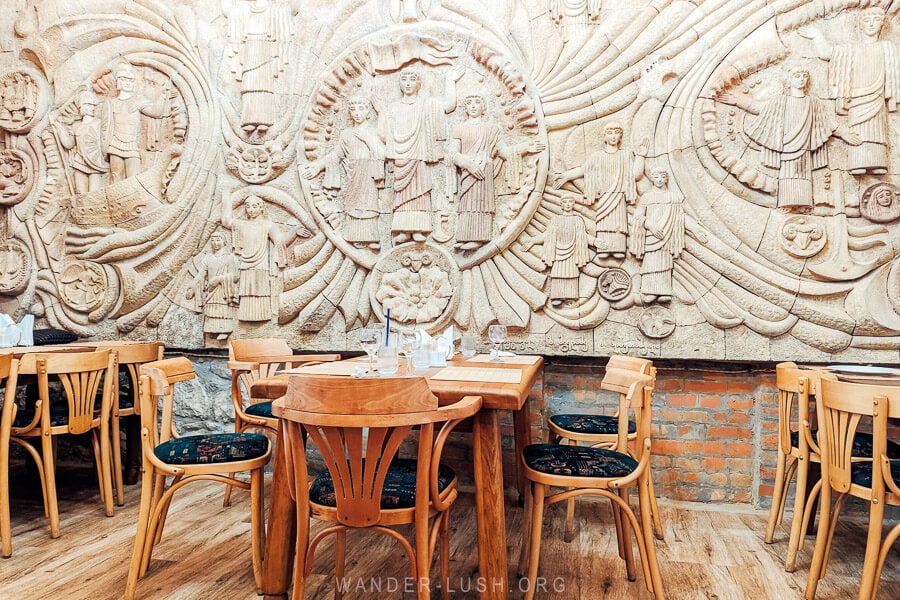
left=90, top=341, right=165, bottom=410
left=774, top=362, right=823, bottom=456
left=16, top=350, right=117, bottom=435
left=139, top=356, right=196, bottom=445
left=818, top=377, right=900, bottom=495
left=607, top=355, right=653, bottom=374
left=0, top=353, right=19, bottom=429
left=598, top=367, right=656, bottom=452
left=229, top=338, right=340, bottom=405
left=278, top=374, right=481, bottom=527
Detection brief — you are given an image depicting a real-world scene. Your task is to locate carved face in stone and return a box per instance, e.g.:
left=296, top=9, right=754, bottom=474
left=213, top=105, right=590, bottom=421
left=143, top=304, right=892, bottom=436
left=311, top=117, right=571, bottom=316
left=464, top=95, right=486, bottom=118
left=244, top=196, right=265, bottom=219
left=78, top=91, right=97, bottom=118
left=210, top=233, right=226, bottom=252
left=787, top=69, right=809, bottom=93
left=561, top=196, right=575, bottom=213
left=348, top=98, right=371, bottom=124
left=650, top=169, right=669, bottom=188
left=604, top=125, right=623, bottom=147
left=398, top=69, right=421, bottom=97
left=400, top=250, right=432, bottom=273
left=115, top=65, right=136, bottom=94
left=861, top=9, right=885, bottom=37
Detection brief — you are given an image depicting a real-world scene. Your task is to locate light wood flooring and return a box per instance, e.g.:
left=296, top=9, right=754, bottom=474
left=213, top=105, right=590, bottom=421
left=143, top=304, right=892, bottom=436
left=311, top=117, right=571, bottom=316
left=2, top=463, right=899, bottom=599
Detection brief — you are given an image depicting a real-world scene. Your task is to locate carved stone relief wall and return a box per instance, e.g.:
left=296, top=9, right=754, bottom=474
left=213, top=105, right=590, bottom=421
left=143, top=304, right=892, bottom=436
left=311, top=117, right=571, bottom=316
left=4, top=0, right=900, bottom=361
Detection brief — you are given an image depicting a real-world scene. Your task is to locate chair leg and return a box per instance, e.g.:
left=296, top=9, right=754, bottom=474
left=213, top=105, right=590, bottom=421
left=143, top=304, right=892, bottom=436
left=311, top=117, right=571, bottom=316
left=564, top=439, right=577, bottom=542
left=223, top=472, right=235, bottom=507
left=439, top=508, right=451, bottom=600
left=91, top=430, right=115, bottom=517
left=41, top=433, right=60, bottom=538
left=292, top=494, right=311, bottom=600
left=765, top=450, right=791, bottom=544
left=523, top=483, right=546, bottom=600
left=250, top=468, right=265, bottom=593
left=785, top=456, right=810, bottom=572
left=637, top=479, right=666, bottom=599
left=0, top=417, right=11, bottom=557
left=334, top=529, right=346, bottom=600
left=111, top=414, right=125, bottom=506
left=647, top=473, right=664, bottom=540
left=517, top=480, right=533, bottom=577
left=856, top=498, right=885, bottom=600
left=618, top=487, right=637, bottom=581
left=125, top=465, right=155, bottom=600
left=805, top=487, right=841, bottom=600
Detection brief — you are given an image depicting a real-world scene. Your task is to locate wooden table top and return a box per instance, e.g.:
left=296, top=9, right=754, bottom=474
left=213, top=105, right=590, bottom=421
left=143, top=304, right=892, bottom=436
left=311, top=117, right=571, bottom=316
left=0, top=344, right=94, bottom=358
left=250, top=354, right=543, bottom=411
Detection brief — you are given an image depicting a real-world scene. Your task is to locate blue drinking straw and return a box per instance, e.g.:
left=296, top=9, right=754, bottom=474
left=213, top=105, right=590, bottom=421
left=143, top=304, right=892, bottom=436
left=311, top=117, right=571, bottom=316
left=385, top=308, right=391, bottom=344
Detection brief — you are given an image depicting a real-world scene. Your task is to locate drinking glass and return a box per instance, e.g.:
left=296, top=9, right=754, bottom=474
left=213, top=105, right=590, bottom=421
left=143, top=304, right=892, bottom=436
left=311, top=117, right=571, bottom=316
left=460, top=334, right=477, bottom=357
left=488, top=325, right=507, bottom=362
left=377, top=344, right=399, bottom=375
left=359, top=325, right=380, bottom=371
left=399, top=329, right=421, bottom=372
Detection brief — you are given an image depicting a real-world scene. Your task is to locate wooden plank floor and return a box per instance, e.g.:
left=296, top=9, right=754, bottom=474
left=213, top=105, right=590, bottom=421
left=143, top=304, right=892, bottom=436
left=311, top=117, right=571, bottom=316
left=2, top=464, right=899, bottom=599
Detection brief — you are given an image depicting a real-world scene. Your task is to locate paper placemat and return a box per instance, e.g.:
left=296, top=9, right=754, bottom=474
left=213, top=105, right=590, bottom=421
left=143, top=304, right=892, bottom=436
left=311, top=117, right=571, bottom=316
left=464, top=354, right=540, bottom=365
left=431, top=366, right=522, bottom=384
left=281, top=362, right=361, bottom=376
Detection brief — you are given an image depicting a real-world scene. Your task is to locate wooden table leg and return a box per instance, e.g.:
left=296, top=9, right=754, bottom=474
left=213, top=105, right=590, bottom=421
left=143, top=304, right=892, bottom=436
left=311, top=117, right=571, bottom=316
left=261, top=424, right=296, bottom=599
left=513, top=405, right=531, bottom=504
left=473, top=408, right=509, bottom=600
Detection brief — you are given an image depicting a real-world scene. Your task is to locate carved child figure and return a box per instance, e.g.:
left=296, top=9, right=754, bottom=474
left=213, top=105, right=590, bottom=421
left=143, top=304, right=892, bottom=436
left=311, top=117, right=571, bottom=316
left=522, top=195, right=596, bottom=307
left=187, top=231, right=239, bottom=340
left=630, top=169, right=684, bottom=305
left=303, top=95, right=385, bottom=250
left=553, top=121, right=647, bottom=259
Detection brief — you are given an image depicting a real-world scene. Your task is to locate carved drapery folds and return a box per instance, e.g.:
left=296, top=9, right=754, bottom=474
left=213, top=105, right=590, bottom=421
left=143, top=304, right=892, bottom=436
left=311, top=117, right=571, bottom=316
left=3, top=1, right=900, bottom=360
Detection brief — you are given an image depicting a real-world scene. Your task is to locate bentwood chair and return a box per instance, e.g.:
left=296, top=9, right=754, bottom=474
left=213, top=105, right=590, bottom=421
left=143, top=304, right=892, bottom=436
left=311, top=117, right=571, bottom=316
left=5, top=350, right=117, bottom=544
left=125, top=357, right=271, bottom=600
left=805, top=376, right=900, bottom=600
left=519, top=368, right=664, bottom=599
left=276, top=374, right=482, bottom=599
left=546, top=355, right=663, bottom=541
left=0, top=353, right=20, bottom=557
left=88, top=341, right=165, bottom=505
left=225, top=338, right=339, bottom=505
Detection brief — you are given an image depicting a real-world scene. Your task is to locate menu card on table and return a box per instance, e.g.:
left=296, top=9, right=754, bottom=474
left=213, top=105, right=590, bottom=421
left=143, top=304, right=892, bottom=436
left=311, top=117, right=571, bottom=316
left=431, top=366, right=523, bottom=384
left=464, top=354, right=540, bottom=365
left=281, top=362, right=361, bottom=376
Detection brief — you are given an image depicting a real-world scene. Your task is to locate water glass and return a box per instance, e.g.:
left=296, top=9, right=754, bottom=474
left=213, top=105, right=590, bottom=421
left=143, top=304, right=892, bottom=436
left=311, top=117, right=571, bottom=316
left=411, top=344, right=432, bottom=370
left=377, top=344, right=399, bottom=375
left=488, top=324, right=507, bottom=362
left=460, top=334, right=477, bottom=357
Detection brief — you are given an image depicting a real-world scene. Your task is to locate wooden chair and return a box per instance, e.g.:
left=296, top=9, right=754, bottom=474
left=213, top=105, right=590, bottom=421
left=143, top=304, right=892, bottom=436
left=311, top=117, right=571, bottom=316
left=546, top=355, right=664, bottom=541
left=519, top=367, right=664, bottom=599
left=0, top=353, right=20, bottom=557
left=225, top=338, right=339, bottom=505
left=88, top=341, right=165, bottom=505
left=805, top=377, right=900, bottom=600
left=4, top=350, right=117, bottom=546
left=276, top=374, right=482, bottom=599
left=125, top=357, right=271, bottom=600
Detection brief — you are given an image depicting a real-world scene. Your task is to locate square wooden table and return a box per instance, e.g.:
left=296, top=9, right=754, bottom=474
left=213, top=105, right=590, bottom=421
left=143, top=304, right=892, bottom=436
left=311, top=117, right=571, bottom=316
left=253, top=354, right=544, bottom=600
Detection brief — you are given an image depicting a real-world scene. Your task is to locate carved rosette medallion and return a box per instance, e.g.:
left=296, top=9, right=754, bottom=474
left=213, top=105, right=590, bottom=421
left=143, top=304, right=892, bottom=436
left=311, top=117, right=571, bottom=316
left=370, top=242, right=459, bottom=329
left=779, top=216, right=827, bottom=258
left=638, top=306, right=676, bottom=339
left=0, top=239, right=31, bottom=295
left=860, top=182, right=900, bottom=224
left=0, top=69, right=47, bottom=134
left=0, top=149, right=33, bottom=206
left=299, top=26, right=546, bottom=272
left=597, top=267, right=632, bottom=301
left=59, top=261, right=108, bottom=312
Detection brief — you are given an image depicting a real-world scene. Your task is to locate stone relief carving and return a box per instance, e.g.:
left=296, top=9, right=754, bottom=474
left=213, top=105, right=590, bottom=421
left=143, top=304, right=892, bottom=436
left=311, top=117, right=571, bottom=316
left=6, top=1, right=900, bottom=360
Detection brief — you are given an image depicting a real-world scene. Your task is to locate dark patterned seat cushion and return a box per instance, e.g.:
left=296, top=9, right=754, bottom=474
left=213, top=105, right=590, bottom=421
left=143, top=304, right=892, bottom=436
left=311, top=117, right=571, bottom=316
left=523, top=444, right=638, bottom=478
left=245, top=401, right=274, bottom=418
left=788, top=430, right=900, bottom=458
left=32, top=328, right=79, bottom=345
left=154, top=432, right=270, bottom=465
left=310, top=459, right=456, bottom=509
left=549, top=414, right=636, bottom=436
left=850, top=459, right=900, bottom=489
left=13, top=399, right=72, bottom=427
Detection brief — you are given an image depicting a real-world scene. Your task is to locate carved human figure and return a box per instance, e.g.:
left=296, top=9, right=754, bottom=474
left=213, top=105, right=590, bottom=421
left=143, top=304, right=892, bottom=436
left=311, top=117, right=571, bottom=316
left=550, top=0, right=602, bottom=24
left=630, top=169, right=685, bottom=305
left=553, top=122, right=646, bottom=258
left=521, top=195, right=596, bottom=307
left=56, top=90, right=108, bottom=194
left=221, top=194, right=308, bottom=321
left=187, top=231, right=240, bottom=340
left=828, top=7, right=900, bottom=175
left=718, top=67, right=860, bottom=210
left=448, top=94, right=545, bottom=252
left=99, top=61, right=173, bottom=183
left=378, top=65, right=463, bottom=244
left=223, top=0, right=292, bottom=136
left=303, top=95, right=385, bottom=250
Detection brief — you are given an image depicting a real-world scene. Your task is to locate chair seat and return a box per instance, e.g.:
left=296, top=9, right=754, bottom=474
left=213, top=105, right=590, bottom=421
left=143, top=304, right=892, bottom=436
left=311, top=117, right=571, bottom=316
left=13, top=400, right=72, bottom=428
left=549, top=413, right=636, bottom=435
left=244, top=401, right=274, bottom=419
left=310, top=459, right=456, bottom=509
left=787, top=430, right=900, bottom=458
left=523, top=443, right=638, bottom=478
left=154, top=432, right=270, bottom=465
left=850, top=459, right=900, bottom=489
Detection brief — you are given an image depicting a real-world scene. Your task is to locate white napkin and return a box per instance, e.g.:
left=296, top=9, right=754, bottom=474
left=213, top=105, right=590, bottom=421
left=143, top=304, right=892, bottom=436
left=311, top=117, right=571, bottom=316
left=18, top=314, right=33, bottom=346
left=418, top=325, right=456, bottom=359
left=0, top=314, right=20, bottom=348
